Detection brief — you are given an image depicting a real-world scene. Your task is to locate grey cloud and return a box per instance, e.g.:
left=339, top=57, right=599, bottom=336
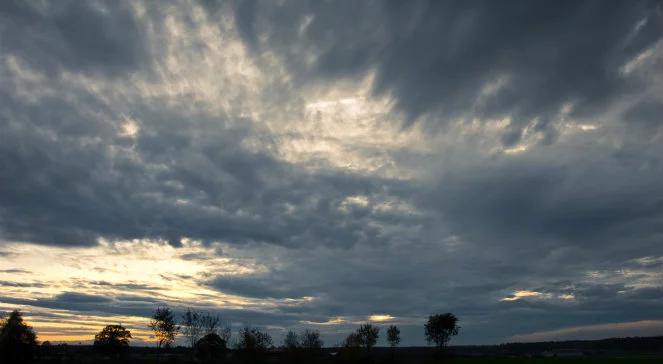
left=1, top=0, right=662, bottom=345
left=0, top=268, right=31, bottom=274
left=0, top=292, right=154, bottom=318
left=232, top=0, right=663, bottom=144
left=0, top=280, right=46, bottom=288
left=0, top=82, right=410, bottom=247
left=624, top=99, right=663, bottom=132
left=55, top=292, right=112, bottom=304
left=207, top=274, right=312, bottom=299
left=0, top=0, right=149, bottom=77
left=420, top=150, right=663, bottom=250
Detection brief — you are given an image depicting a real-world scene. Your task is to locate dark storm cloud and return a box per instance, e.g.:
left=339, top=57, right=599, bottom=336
left=207, top=274, right=312, bottom=299
left=418, top=144, right=663, bottom=251
left=0, top=291, right=309, bottom=329
left=624, top=99, right=663, bottom=132
left=232, top=0, right=662, bottom=144
left=0, top=0, right=149, bottom=77
left=0, top=80, right=411, bottom=247
left=1, top=0, right=662, bottom=345
left=0, top=292, right=158, bottom=318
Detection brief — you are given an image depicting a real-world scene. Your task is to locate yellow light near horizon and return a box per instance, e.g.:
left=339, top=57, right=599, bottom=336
left=500, top=290, right=545, bottom=301
left=369, top=314, right=394, bottom=322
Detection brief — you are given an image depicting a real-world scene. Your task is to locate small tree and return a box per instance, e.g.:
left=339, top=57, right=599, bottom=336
left=284, top=330, right=299, bottom=350
left=424, top=313, right=459, bottom=349
left=93, top=324, right=132, bottom=356
left=200, top=312, right=231, bottom=343
left=341, top=332, right=362, bottom=362
left=235, top=327, right=272, bottom=364
left=387, top=325, right=400, bottom=360
left=343, top=332, right=362, bottom=348
left=300, top=329, right=323, bottom=350
left=235, top=327, right=272, bottom=351
left=149, top=306, right=180, bottom=349
left=181, top=308, right=203, bottom=349
left=387, top=325, right=400, bottom=347
left=356, top=323, right=379, bottom=350
left=0, top=310, right=37, bottom=362
left=181, top=309, right=230, bottom=350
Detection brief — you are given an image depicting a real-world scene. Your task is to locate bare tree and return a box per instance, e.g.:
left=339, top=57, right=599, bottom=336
left=181, top=308, right=203, bottom=348
left=200, top=312, right=231, bottom=343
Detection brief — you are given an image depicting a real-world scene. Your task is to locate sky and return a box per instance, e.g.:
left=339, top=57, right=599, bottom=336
left=0, top=0, right=662, bottom=347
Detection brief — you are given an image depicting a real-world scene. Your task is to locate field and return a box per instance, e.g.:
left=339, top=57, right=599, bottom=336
left=28, top=351, right=663, bottom=364
left=29, top=357, right=663, bottom=364
left=448, top=357, right=662, bottom=364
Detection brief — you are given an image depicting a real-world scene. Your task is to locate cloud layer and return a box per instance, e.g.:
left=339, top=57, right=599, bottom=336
left=1, top=0, right=662, bottom=345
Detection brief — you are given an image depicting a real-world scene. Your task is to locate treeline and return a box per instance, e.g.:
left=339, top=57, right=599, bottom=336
left=0, top=307, right=460, bottom=363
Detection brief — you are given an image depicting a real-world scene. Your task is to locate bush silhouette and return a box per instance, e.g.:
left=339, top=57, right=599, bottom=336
left=195, top=332, right=228, bottom=363
left=0, top=309, right=37, bottom=362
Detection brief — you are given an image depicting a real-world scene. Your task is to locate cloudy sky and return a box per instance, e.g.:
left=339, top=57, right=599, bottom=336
left=1, top=0, right=662, bottom=346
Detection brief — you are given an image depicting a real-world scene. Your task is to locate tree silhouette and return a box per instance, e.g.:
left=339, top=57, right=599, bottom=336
left=387, top=325, right=400, bottom=347
left=195, top=332, right=228, bottom=363
left=424, top=313, right=459, bottom=349
left=341, top=332, right=363, bottom=363
left=357, top=323, right=379, bottom=350
left=235, top=327, right=272, bottom=351
left=181, top=308, right=203, bottom=349
left=200, top=312, right=231, bottom=343
left=0, top=309, right=37, bottom=362
left=343, top=332, right=362, bottom=348
left=284, top=330, right=299, bottom=350
left=93, top=324, right=131, bottom=356
left=181, top=308, right=230, bottom=351
left=283, top=330, right=301, bottom=363
left=300, top=329, right=323, bottom=350
left=149, top=306, right=180, bottom=349
left=235, top=327, right=272, bottom=364
left=387, top=325, right=400, bottom=361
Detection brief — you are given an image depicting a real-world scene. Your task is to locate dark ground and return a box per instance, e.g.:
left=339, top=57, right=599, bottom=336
left=29, top=336, right=663, bottom=364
